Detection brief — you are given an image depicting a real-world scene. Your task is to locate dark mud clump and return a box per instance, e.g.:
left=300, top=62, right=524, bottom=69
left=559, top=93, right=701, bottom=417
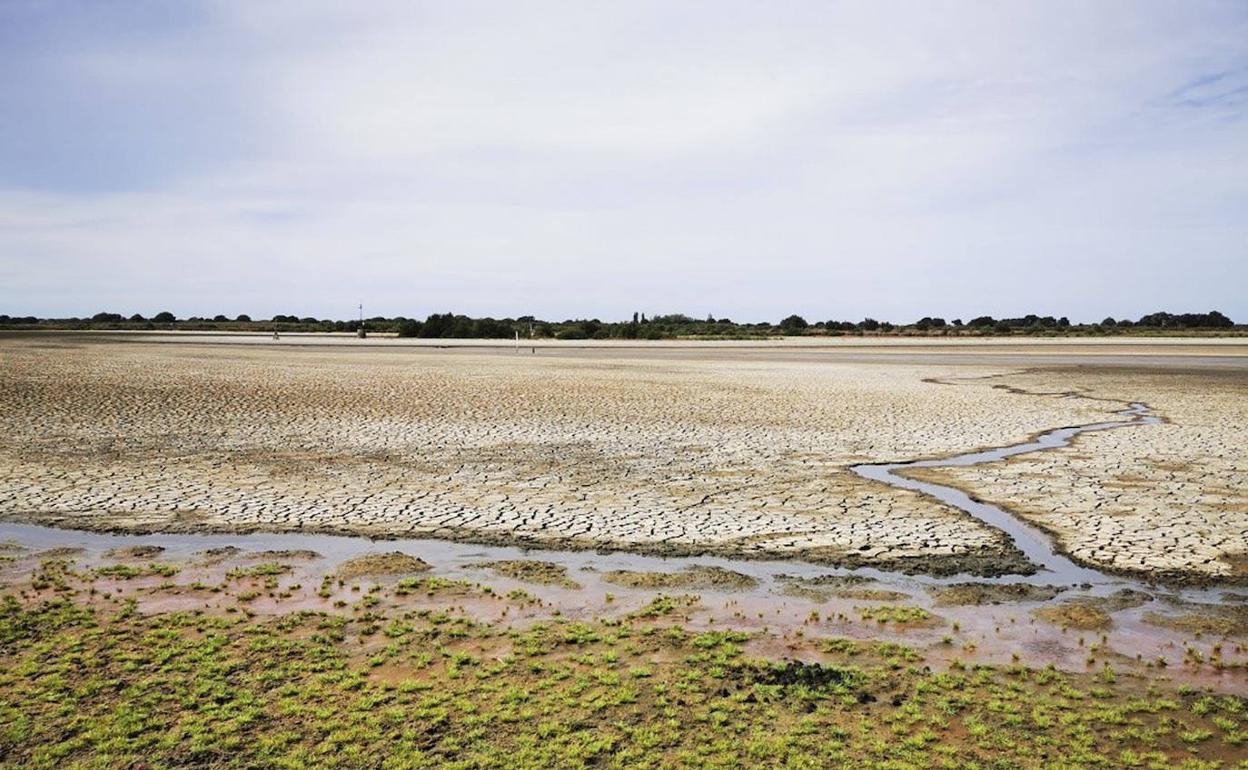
left=602, top=565, right=758, bottom=591
left=1097, top=589, right=1152, bottom=612
left=196, top=546, right=245, bottom=564
left=254, top=549, right=321, bottom=560
left=36, top=547, right=84, bottom=559
left=803, top=544, right=1037, bottom=579
left=1143, top=604, right=1248, bottom=638
left=195, top=546, right=321, bottom=566
left=336, top=552, right=432, bottom=580
left=928, top=582, right=1066, bottom=606
left=104, top=545, right=166, bottom=560
left=1032, top=589, right=1153, bottom=631
left=753, top=661, right=865, bottom=693
left=473, top=560, right=580, bottom=588
left=1034, top=603, right=1113, bottom=631
left=776, top=574, right=908, bottom=602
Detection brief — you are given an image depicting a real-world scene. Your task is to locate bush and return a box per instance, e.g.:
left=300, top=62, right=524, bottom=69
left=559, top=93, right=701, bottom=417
left=152, top=311, right=176, bottom=323
left=779, top=314, right=808, bottom=332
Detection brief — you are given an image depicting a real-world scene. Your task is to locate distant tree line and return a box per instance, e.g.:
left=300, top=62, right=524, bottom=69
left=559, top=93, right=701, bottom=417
left=0, top=309, right=1239, bottom=338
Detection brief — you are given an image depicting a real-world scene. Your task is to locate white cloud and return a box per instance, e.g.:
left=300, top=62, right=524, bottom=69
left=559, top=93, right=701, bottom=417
left=1, top=1, right=1246, bottom=321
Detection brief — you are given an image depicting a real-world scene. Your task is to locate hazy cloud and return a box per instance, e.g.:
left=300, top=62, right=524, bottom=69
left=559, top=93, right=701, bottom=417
left=2, top=1, right=1245, bottom=322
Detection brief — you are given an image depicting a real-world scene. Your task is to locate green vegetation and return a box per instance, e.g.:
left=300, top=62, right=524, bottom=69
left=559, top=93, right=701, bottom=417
left=94, top=562, right=180, bottom=579
left=472, top=560, right=581, bottom=589
left=2, top=590, right=1246, bottom=769
left=856, top=605, right=935, bottom=625
left=2, top=555, right=1247, bottom=770
left=2, top=309, right=1241, bottom=338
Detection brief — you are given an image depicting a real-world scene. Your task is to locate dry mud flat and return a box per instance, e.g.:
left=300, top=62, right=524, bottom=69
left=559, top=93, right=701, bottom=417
left=905, top=367, right=1248, bottom=582
left=0, top=334, right=1244, bottom=583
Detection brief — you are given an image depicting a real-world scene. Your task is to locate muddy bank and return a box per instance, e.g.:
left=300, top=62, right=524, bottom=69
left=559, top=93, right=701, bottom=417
left=0, top=510, right=1036, bottom=579
left=927, top=582, right=1067, bottom=606
left=1032, top=590, right=1153, bottom=631
left=335, top=552, right=431, bottom=579
left=601, top=565, right=758, bottom=591
left=776, top=574, right=909, bottom=602
left=473, top=560, right=581, bottom=588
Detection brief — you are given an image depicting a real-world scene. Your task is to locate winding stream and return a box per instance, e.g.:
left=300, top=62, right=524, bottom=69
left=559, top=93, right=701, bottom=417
left=851, top=402, right=1161, bottom=587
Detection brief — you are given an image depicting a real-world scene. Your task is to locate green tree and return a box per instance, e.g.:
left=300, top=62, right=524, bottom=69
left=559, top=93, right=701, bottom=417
left=779, top=314, right=808, bottom=332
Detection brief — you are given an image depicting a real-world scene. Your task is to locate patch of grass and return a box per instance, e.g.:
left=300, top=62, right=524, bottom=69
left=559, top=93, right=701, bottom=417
left=602, top=566, right=757, bottom=591
left=474, top=560, right=581, bottom=588
left=629, top=594, right=700, bottom=618
left=1034, top=602, right=1113, bottom=631
left=856, top=604, right=933, bottom=625
left=94, top=563, right=180, bottom=579
left=225, top=561, right=291, bottom=579
left=393, top=576, right=476, bottom=596
left=334, top=552, right=431, bottom=580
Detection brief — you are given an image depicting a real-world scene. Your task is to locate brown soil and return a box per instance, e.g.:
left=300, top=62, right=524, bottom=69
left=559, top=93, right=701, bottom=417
left=776, top=574, right=909, bottom=601
left=335, top=552, right=431, bottom=579
left=473, top=560, right=581, bottom=588
left=928, top=582, right=1067, bottom=606
left=1143, top=605, right=1248, bottom=638
left=1034, top=603, right=1112, bottom=630
left=104, top=545, right=166, bottom=559
left=601, top=565, right=758, bottom=591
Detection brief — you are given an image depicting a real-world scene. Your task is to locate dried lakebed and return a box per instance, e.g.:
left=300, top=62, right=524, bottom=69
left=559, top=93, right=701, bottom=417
left=6, top=338, right=1246, bottom=582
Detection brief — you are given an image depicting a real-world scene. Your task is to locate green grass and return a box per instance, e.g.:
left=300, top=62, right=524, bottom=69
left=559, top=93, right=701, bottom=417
left=856, top=604, right=933, bottom=625
left=94, top=562, right=181, bottom=579
left=0, top=582, right=1245, bottom=769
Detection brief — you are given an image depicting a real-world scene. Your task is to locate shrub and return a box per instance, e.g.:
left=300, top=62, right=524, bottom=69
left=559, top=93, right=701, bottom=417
left=779, top=314, right=808, bottom=332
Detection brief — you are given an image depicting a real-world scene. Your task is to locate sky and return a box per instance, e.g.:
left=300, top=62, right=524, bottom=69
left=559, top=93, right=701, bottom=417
left=1, top=1, right=1246, bottom=324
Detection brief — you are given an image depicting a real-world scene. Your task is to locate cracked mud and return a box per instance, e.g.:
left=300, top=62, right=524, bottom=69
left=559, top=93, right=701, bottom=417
left=0, top=336, right=1244, bottom=585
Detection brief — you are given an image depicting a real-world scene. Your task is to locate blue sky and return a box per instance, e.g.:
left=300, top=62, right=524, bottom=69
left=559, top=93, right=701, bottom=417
left=2, top=1, right=1246, bottom=323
